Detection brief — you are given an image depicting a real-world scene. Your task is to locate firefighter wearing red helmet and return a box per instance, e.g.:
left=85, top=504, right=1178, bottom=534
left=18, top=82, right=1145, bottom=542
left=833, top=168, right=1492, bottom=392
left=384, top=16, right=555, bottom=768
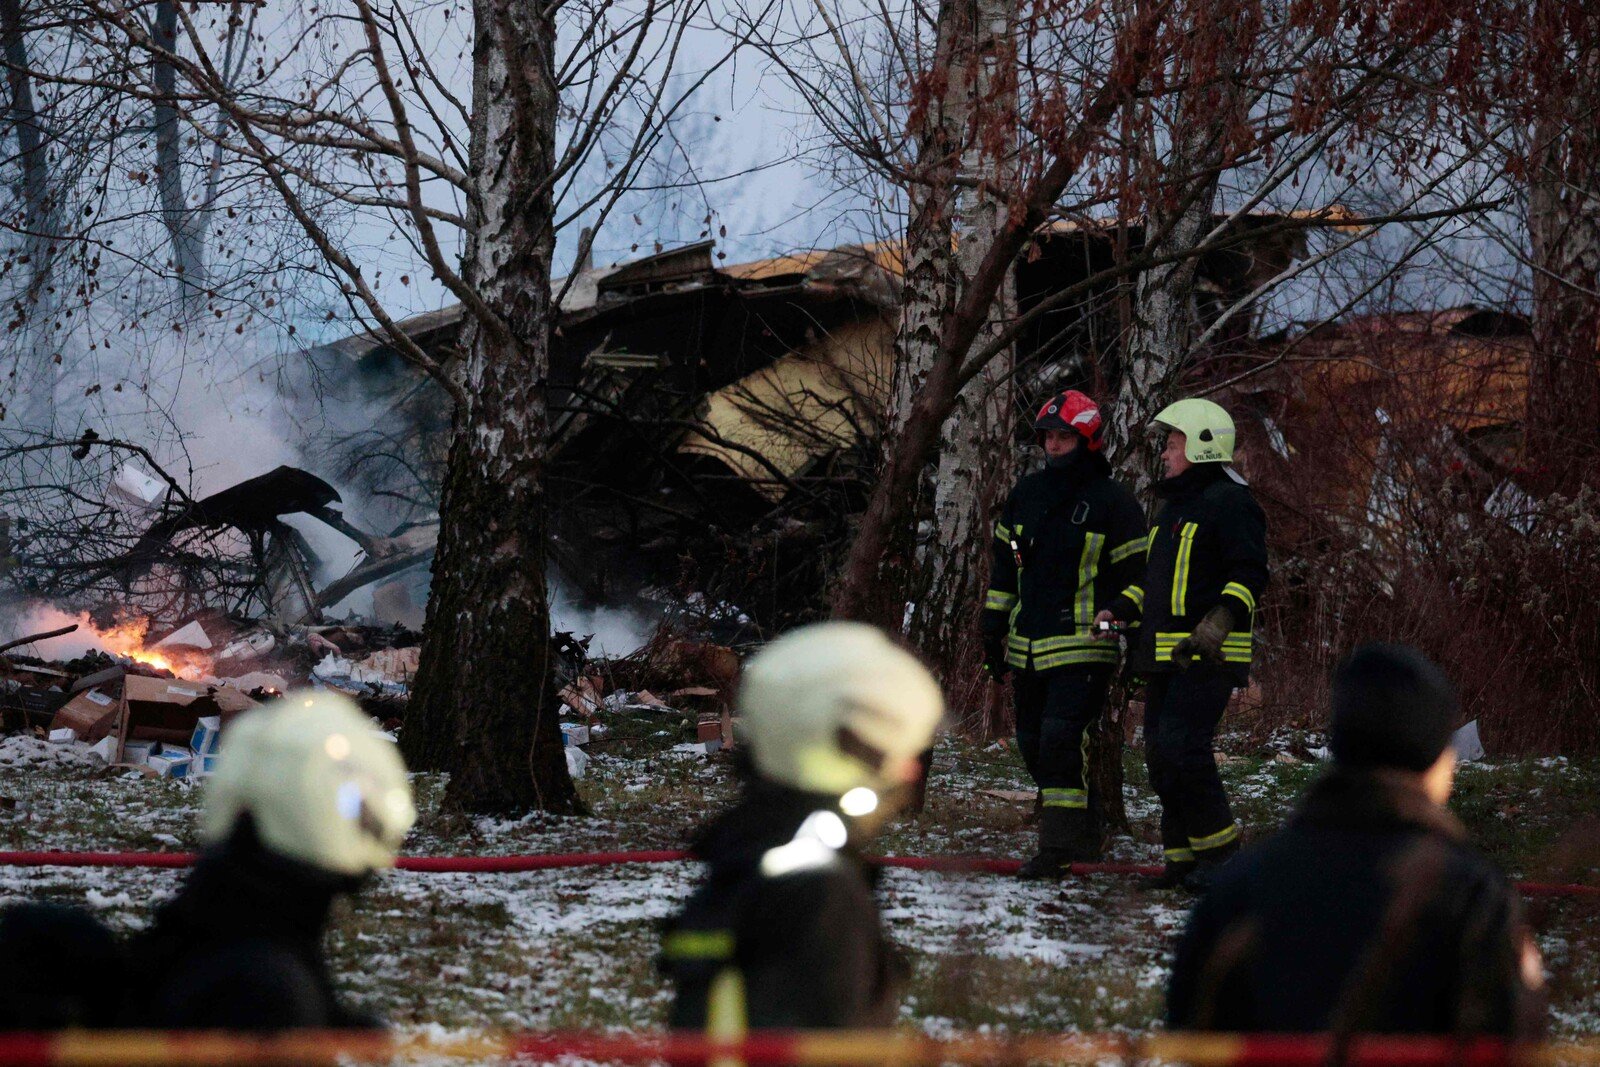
left=982, top=389, right=1146, bottom=877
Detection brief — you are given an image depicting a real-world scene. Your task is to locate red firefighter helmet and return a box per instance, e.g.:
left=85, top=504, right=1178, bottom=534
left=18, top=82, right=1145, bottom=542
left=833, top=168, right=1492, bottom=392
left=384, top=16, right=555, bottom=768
left=1033, top=390, right=1105, bottom=452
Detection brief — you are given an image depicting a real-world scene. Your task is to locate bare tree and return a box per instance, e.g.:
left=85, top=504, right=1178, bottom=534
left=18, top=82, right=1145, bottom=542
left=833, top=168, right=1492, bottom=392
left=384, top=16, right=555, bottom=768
left=1523, top=0, right=1600, bottom=489
left=0, top=0, right=59, bottom=427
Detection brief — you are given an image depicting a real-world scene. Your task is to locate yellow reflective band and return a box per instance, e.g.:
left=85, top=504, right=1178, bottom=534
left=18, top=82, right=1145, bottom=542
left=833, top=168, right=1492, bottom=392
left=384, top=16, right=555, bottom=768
left=1033, top=648, right=1119, bottom=671
left=1041, top=788, right=1088, bottom=809
left=1171, top=522, right=1198, bottom=616
left=1164, top=847, right=1196, bottom=862
left=1123, top=585, right=1145, bottom=611
left=995, top=521, right=1013, bottom=543
left=1108, top=534, right=1149, bottom=564
left=663, top=929, right=735, bottom=961
left=1190, top=823, right=1241, bottom=851
left=1007, top=634, right=1032, bottom=650
left=1030, top=633, right=1104, bottom=653
left=1004, top=649, right=1028, bottom=669
left=1074, top=533, right=1105, bottom=629
left=1222, top=582, right=1257, bottom=614
left=985, top=590, right=1018, bottom=612
left=706, top=967, right=748, bottom=1067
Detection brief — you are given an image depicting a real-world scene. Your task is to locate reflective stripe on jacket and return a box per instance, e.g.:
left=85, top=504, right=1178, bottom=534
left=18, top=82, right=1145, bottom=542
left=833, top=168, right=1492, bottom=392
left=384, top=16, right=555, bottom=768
left=982, top=452, right=1146, bottom=672
left=1114, top=464, right=1268, bottom=675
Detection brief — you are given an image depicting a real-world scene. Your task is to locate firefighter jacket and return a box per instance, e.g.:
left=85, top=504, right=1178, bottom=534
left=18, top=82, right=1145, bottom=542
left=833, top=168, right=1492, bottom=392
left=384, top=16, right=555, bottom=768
left=1167, top=768, right=1544, bottom=1036
left=1112, top=464, right=1268, bottom=676
left=983, top=451, right=1146, bottom=673
left=661, top=782, right=907, bottom=1031
left=129, top=818, right=382, bottom=1030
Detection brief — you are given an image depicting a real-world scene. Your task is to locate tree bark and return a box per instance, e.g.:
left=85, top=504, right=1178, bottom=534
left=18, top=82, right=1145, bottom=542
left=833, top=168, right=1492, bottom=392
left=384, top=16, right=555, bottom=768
left=830, top=9, right=1162, bottom=628
left=912, top=0, right=1019, bottom=740
left=153, top=0, right=207, bottom=312
left=1526, top=25, right=1600, bottom=490
left=401, top=0, right=579, bottom=815
left=1, top=0, right=56, bottom=428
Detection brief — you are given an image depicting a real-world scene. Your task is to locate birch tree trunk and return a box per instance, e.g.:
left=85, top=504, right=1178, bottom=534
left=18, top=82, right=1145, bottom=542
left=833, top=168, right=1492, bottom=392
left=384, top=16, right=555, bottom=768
left=861, top=0, right=1018, bottom=669
left=866, top=0, right=973, bottom=639
left=1102, top=0, right=1249, bottom=490
left=153, top=0, right=207, bottom=314
left=1526, top=33, right=1600, bottom=490
left=912, top=0, right=1018, bottom=733
left=1, top=0, right=56, bottom=428
left=401, top=0, right=579, bottom=814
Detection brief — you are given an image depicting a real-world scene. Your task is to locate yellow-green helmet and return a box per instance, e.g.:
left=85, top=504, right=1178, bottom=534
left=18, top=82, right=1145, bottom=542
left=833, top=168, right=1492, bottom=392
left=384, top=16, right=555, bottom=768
left=202, top=691, right=416, bottom=877
left=1152, top=398, right=1236, bottom=464
left=736, top=622, right=944, bottom=798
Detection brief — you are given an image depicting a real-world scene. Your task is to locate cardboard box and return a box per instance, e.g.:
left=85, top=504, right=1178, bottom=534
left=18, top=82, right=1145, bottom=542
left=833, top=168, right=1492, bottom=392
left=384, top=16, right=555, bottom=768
left=190, top=715, right=222, bottom=755
left=190, top=752, right=219, bottom=777
left=146, top=749, right=193, bottom=778
left=49, top=687, right=121, bottom=741
left=121, top=740, right=157, bottom=765
left=559, top=723, right=590, bottom=747
left=47, top=728, right=76, bottom=744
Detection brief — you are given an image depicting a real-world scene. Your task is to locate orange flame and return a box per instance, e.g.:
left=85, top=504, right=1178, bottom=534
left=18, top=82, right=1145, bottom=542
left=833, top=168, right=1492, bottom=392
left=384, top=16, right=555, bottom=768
left=88, top=617, right=213, bottom=679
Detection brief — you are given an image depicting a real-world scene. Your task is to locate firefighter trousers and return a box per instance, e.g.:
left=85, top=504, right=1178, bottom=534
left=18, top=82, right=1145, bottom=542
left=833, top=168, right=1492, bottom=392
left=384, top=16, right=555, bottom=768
left=1144, top=665, right=1240, bottom=863
left=1013, top=666, right=1113, bottom=816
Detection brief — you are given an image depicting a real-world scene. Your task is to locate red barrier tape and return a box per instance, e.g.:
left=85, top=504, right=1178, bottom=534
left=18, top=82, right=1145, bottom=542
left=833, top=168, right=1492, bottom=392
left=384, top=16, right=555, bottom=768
left=0, top=1029, right=1585, bottom=1067
left=0, top=849, right=1595, bottom=897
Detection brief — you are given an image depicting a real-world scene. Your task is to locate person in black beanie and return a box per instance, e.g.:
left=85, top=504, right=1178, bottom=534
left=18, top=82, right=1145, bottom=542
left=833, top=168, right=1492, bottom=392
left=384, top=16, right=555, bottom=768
left=1167, top=644, right=1545, bottom=1037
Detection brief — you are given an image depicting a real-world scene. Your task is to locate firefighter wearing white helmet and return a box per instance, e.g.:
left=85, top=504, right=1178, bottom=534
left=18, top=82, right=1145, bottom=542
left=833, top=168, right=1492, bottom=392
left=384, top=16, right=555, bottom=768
left=1096, top=397, right=1269, bottom=893
left=662, top=622, right=943, bottom=1033
left=132, top=691, right=415, bottom=1030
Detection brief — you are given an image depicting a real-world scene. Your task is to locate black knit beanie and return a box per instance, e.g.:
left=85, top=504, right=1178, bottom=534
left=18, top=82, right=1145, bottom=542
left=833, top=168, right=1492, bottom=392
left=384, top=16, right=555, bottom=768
left=1329, top=644, right=1458, bottom=772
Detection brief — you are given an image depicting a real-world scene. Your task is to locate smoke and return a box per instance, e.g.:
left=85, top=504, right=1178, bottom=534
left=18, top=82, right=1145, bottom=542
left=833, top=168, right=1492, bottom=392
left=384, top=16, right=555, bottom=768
left=548, top=577, right=657, bottom=658
left=0, top=602, right=107, bottom=661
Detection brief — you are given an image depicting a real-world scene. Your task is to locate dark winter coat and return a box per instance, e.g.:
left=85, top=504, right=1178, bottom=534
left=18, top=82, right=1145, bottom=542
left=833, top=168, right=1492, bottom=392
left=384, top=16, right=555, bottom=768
left=128, top=820, right=381, bottom=1031
left=1167, top=768, right=1543, bottom=1036
left=1114, top=464, right=1268, bottom=678
left=984, top=450, right=1147, bottom=672
left=661, top=783, right=907, bottom=1030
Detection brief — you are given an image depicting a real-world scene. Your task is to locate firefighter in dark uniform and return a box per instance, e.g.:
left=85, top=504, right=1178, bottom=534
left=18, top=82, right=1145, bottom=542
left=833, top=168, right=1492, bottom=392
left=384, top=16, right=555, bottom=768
left=1097, top=398, right=1268, bottom=891
left=982, top=390, right=1146, bottom=877
left=1168, top=644, right=1545, bottom=1036
left=660, top=622, right=943, bottom=1032
left=131, top=692, right=416, bottom=1030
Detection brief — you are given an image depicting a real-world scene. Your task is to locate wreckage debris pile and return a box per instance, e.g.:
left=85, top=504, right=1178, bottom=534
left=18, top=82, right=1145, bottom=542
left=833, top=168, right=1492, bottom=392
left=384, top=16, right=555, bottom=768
left=0, top=611, right=427, bottom=778
left=2, top=618, right=745, bottom=783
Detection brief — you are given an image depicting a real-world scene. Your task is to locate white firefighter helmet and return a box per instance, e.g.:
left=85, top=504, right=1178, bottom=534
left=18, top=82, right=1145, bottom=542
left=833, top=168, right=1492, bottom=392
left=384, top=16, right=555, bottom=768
left=202, top=691, right=416, bottom=877
left=1152, top=398, right=1237, bottom=464
left=736, top=622, right=944, bottom=797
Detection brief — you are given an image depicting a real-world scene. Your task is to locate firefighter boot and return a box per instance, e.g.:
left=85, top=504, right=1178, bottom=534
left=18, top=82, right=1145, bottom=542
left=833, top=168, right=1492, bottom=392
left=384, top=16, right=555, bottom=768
left=1180, top=839, right=1241, bottom=894
left=1017, top=806, right=1100, bottom=879
left=1137, top=857, right=1197, bottom=891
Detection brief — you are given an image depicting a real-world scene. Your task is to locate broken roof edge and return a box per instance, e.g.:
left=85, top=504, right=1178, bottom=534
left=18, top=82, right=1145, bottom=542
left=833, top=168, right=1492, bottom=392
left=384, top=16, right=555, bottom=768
left=321, top=207, right=1344, bottom=364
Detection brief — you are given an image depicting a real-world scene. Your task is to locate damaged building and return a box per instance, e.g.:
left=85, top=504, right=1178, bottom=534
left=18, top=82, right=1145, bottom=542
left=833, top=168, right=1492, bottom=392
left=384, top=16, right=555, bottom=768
left=314, top=216, right=1314, bottom=626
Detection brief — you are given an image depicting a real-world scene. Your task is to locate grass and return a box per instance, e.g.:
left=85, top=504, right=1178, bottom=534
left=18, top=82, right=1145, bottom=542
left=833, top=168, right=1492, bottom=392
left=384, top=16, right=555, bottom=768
left=2, top=727, right=1598, bottom=1038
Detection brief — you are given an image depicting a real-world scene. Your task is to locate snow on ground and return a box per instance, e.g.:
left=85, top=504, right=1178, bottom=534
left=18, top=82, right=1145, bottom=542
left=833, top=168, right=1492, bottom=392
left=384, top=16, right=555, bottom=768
left=2, top=731, right=1598, bottom=1038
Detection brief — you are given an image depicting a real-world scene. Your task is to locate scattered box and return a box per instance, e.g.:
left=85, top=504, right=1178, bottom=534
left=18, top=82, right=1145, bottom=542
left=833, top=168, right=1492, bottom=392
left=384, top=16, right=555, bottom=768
left=47, top=728, right=76, bottom=744
left=88, top=736, right=118, bottom=763
left=121, top=740, right=158, bottom=766
left=190, top=716, right=223, bottom=756
left=190, top=753, right=219, bottom=778
left=560, top=723, right=590, bottom=747
left=146, top=749, right=193, bottom=779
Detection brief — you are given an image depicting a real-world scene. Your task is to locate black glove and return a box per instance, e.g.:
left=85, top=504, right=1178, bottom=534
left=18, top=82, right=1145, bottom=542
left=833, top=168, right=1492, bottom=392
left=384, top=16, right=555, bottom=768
left=1172, top=605, right=1234, bottom=669
left=982, top=632, right=1011, bottom=681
